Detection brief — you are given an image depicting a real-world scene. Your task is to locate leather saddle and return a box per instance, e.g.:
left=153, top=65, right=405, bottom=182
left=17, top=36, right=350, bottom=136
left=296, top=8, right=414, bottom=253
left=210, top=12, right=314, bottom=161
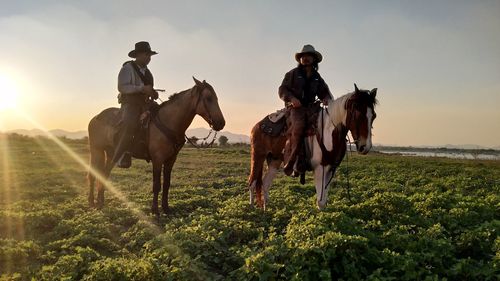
left=259, top=108, right=287, bottom=137
left=110, top=103, right=161, bottom=162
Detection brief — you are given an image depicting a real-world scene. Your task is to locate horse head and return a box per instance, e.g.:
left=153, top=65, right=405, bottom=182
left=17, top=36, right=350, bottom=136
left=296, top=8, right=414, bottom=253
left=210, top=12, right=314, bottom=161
left=192, top=77, right=226, bottom=131
left=345, top=84, right=378, bottom=154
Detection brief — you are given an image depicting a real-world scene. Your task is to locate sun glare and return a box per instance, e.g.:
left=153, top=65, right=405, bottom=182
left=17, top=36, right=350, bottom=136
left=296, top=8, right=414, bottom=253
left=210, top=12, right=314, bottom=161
left=0, top=74, right=19, bottom=110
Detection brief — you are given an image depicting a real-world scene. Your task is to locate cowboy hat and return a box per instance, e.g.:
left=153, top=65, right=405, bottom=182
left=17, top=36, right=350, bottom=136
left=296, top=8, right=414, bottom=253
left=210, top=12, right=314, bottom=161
left=295, top=44, right=322, bottom=63
left=128, top=41, right=158, bottom=58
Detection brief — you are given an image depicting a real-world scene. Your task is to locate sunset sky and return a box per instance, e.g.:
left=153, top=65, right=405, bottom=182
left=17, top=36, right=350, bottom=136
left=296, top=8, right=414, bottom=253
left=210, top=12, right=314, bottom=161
left=0, top=0, right=499, bottom=147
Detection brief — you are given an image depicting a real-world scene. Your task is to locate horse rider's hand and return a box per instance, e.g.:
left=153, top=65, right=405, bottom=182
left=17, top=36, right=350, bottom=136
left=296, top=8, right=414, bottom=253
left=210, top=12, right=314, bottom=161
left=290, top=97, right=302, bottom=108
left=143, top=85, right=154, bottom=96
left=321, top=98, right=330, bottom=106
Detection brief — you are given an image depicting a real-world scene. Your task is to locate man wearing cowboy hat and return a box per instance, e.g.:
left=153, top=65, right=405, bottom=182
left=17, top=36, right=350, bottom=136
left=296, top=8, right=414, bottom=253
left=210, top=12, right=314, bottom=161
left=279, top=44, right=333, bottom=176
left=112, top=41, right=159, bottom=168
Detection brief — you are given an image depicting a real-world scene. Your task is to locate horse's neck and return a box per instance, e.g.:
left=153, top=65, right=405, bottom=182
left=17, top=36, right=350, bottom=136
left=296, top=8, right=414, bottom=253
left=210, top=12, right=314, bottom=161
left=318, top=96, right=349, bottom=137
left=329, top=94, right=351, bottom=127
left=157, top=88, right=197, bottom=136
left=310, top=97, right=349, bottom=158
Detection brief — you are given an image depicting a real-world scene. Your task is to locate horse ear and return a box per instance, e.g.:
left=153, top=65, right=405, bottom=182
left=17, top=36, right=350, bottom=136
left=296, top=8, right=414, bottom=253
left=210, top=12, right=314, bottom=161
left=371, top=88, right=377, bottom=98
left=354, top=83, right=359, bottom=93
left=193, top=76, right=202, bottom=86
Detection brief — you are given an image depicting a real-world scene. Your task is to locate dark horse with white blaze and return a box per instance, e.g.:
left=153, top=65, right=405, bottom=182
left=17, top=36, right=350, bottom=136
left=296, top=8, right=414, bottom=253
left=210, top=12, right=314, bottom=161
left=87, top=77, right=225, bottom=215
left=249, top=84, right=377, bottom=210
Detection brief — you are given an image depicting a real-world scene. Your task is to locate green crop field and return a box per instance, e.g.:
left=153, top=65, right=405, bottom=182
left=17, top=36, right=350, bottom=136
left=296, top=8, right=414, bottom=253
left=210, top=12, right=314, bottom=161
left=0, top=134, right=499, bottom=280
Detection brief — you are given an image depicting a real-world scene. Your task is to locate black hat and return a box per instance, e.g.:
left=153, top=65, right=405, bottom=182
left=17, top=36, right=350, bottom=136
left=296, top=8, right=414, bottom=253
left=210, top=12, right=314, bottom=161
left=128, top=41, right=158, bottom=58
left=295, top=44, right=322, bottom=63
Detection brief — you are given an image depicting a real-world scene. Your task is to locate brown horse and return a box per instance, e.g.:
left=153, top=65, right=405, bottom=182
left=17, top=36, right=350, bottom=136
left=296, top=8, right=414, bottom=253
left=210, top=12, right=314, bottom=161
left=88, top=77, right=225, bottom=215
left=249, top=84, right=377, bottom=210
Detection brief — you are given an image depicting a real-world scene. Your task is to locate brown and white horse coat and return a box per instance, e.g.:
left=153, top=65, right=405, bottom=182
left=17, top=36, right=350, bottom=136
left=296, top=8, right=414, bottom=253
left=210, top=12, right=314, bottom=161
left=249, top=84, right=377, bottom=210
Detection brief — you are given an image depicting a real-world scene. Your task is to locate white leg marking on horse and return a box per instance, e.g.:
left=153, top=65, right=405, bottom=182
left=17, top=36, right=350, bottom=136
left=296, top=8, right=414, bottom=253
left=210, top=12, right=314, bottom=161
left=262, top=166, right=278, bottom=205
left=313, top=164, right=332, bottom=210
left=249, top=180, right=256, bottom=206
left=365, top=108, right=373, bottom=153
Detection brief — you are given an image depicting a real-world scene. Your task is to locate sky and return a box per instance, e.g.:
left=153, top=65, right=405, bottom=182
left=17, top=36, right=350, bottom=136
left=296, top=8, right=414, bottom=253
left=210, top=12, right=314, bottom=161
left=0, top=0, right=499, bottom=147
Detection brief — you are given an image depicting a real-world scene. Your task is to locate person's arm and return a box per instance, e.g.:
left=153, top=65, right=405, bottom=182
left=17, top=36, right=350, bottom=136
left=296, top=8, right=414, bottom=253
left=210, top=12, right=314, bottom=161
left=318, top=78, right=333, bottom=103
left=278, top=71, right=294, bottom=103
left=118, top=64, right=144, bottom=95
left=279, top=70, right=302, bottom=107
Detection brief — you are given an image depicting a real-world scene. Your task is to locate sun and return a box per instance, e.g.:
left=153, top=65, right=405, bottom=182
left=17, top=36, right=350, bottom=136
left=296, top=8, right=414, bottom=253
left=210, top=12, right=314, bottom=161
left=0, top=74, right=19, bottom=111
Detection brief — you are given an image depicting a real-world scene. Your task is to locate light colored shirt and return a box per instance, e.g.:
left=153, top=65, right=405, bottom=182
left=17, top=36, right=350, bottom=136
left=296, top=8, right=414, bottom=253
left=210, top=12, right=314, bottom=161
left=117, top=61, right=147, bottom=95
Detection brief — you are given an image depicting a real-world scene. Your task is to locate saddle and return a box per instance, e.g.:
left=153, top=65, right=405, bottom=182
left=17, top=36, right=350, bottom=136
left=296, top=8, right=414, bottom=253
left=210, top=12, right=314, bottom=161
left=110, top=102, right=161, bottom=162
left=259, top=108, right=287, bottom=137
left=260, top=102, right=322, bottom=137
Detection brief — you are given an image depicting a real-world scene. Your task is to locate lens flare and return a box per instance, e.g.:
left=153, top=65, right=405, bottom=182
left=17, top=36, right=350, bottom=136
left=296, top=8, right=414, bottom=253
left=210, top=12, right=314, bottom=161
left=0, top=74, right=19, bottom=111
left=11, top=108, right=163, bottom=234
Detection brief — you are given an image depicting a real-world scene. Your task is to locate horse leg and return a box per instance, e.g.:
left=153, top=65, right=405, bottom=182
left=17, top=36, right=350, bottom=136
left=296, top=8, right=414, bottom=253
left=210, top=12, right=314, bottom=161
left=89, top=146, right=105, bottom=208
left=262, top=157, right=281, bottom=211
left=313, top=164, right=333, bottom=210
left=161, top=158, right=176, bottom=214
left=95, top=148, right=114, bottom=209
left=151, top=160, right=162, bottom=216
left=87, top=173, right=95, bottom=208
left=248, top=150, right=265, bottom=208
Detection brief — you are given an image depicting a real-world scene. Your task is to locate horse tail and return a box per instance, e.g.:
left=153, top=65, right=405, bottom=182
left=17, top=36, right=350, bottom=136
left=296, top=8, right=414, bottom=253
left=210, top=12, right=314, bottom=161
left=249, top=123, right=265, bottom=206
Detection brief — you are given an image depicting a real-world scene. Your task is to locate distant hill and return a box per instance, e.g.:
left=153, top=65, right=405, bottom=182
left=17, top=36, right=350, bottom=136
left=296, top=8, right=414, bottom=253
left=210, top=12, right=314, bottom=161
left=6, top=129, right=88, bottom=139
left=374, top=143, right=499, bottom=151
left=4, top=129, right=498, bottom=149
left=5, top=127, right=251, bottom=143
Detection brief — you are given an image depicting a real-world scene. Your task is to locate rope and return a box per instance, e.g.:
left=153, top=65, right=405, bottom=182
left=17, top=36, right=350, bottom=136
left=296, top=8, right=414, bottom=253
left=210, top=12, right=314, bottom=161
left=185, top=129, right=218, bottom=149
left=345, top=134, right=354, bottom=203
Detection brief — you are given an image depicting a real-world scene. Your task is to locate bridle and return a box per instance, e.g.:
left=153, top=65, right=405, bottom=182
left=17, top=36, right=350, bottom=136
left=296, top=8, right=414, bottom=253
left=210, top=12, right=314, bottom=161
left=193, top=84, right=215, bottom=128
left=184, top=84, right=218, bottom=148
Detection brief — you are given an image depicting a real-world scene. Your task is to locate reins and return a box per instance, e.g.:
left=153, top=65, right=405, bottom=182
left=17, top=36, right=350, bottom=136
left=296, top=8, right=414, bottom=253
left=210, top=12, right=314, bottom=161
left=153, top=84, right=218, bottom=149
left=319, top=103, right=353, bottom=203
left=184, top=85, right=218, bottom=148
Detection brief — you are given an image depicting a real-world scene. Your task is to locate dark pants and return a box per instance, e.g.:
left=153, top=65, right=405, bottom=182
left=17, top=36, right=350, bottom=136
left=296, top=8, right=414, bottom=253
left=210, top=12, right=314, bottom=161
left=111, top=101, right=143, bottom=164
left=284, top=106, right=307, bottom=173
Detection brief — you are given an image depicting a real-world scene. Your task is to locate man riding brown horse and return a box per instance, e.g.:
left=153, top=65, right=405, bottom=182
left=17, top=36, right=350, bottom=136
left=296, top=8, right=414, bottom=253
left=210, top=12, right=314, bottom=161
left=279, top=44, right=333, bottom=176
left=113, top=41, right=160, bottom=168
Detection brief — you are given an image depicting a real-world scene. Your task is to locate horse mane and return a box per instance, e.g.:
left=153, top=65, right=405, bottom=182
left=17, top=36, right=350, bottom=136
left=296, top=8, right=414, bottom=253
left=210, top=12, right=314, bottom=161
left=348, top=89, right=378, bottom=108
left=328, top=89, right=378, bottom=126
left=159, top=82, right=216, bottom=108
left=157, top=88, right=192, bottom=108
left=329, top=92, right=353, bottom=126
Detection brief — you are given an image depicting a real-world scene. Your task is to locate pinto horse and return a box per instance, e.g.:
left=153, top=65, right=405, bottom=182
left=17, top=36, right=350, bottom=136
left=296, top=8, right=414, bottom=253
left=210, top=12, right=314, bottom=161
left=248, top=84, right=377, bottom=210
left=88, top=77, right=225, bottom=215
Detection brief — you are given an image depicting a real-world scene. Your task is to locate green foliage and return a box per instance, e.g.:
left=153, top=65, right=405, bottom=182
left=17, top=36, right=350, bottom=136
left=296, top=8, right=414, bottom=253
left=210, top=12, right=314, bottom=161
left=0, top=138, right=498, bottom=280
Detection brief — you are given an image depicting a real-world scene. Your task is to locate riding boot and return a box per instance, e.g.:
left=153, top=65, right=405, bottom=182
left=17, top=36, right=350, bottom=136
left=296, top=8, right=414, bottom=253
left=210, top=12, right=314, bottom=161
left=112, top=131, right=134, bottom=168
left=111, top=102, right=142, bottom=168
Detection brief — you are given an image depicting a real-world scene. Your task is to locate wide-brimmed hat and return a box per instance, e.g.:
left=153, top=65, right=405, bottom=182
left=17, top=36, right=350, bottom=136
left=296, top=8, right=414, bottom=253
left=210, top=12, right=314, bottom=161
left=128, top=41, right=158, bottom=58
left=295, top=44, right=322, bottom=63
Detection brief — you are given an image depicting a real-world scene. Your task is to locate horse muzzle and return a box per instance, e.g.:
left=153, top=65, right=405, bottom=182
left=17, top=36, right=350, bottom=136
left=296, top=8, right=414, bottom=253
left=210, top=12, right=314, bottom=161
left=357, top=144, right=371, bottom=155
left=211, top=120, right=225, bottom=131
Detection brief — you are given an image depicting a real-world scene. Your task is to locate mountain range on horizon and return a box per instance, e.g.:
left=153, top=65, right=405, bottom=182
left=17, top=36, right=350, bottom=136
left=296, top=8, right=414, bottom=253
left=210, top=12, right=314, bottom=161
left=3, top=128, right=500, bottom=150
left=2, top=128, right=251, bottom=144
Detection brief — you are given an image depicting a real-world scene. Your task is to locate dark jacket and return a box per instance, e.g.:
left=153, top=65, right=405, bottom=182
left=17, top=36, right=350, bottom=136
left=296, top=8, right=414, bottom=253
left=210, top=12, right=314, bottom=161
left=278, top=67, right=332, bottom=106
